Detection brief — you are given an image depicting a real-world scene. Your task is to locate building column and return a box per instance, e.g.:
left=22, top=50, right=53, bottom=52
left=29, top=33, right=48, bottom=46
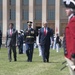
left=29, top=0, right=34, bottom=28
left=55, top=0, right=60, bottom=35
left=16, top=0, right=21, bottom=32
left=3, top=0, right=8, bottom=37
left=42, top=0, right=47, bottom=27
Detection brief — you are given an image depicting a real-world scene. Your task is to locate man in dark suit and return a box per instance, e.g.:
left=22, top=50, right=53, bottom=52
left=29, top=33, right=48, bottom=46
left=24, top=21, right=36, bottom=62
left=6, top=23, right=18, bottom=62
left=39, top=22, right=53, bottom=62
left=0, top=30, right=2, bottom=49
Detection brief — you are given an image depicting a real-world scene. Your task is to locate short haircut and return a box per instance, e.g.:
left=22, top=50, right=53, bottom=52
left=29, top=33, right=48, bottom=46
left=9, top=23, right=14, bottom=26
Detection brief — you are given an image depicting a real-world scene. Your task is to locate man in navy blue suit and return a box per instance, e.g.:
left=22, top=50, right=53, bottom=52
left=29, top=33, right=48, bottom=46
left=39, top=22, right=53, bottom=62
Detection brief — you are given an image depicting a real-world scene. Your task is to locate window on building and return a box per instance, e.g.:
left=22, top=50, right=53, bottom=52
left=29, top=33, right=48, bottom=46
left=35, top=9, right=42, bottom=20
left=23, top=23, right=28, bottom=30
left=10, top=9, right=16, bottom=20
left=47, top=9, right=55, bottom=20
left=35, top=0, right=42, bottom=5
left=0, top=10, right=2, bottom=20
left=13, top=23, right=16, bottom=29
left=48, top=0, right=55, bottom=5
left=22, top=9, right=29, bottom=20
left=60, top=0, right=63, bottom=5
left=22, top=0, right=29, bottom=6
left=10, top=0, right=15, bottom=5
left=0, top=0, right=2, bottom=5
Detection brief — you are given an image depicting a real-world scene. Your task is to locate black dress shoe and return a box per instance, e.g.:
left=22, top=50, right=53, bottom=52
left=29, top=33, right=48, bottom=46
left=47, top=60, right=49, bottom=63
left=14, top=59, right=17, bottom=61
left=47, top=59, right=49, bottom=62
left=29, top=60, right=32, bottom=62
left=27, top=60, right=32, bottom=62
left=43, top=60, right=46, bottom=62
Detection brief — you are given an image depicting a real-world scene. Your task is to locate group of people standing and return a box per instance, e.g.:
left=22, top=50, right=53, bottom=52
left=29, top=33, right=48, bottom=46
left=5, top=21, right=54, bottom=63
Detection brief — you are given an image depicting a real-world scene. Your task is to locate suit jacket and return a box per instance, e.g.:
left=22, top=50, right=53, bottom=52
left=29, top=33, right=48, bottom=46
left=65, top=16, right=75, bottom=59
left=6, top=28, right=18, bottom=47
left=56, top=36, right=60, bottom=44
left=0, top=31, right=2, bottom=45
left=39, top=27, right=53, bottom=45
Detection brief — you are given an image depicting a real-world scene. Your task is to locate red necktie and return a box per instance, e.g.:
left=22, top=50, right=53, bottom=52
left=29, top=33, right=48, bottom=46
left=44, top=28, right=46, bottom=35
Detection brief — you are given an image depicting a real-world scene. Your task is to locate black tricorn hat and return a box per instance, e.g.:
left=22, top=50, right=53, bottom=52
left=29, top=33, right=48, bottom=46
left=63, top=0, right=75, bottom=9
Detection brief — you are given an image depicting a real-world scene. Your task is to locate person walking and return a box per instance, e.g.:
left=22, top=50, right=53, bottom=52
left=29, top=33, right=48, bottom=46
left=5, top=23, right=18, bottom=62
left=24, top=21, right=36, bottom=62
left=39, top=22, right=53, bottom=62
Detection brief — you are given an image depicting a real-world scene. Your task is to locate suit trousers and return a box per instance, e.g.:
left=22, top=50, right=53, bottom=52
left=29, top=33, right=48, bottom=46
left=65, top=57, right=75, bottom=75
left=26, top=44, right=34, bottom=62
left=41, top=44, right=50, bottom=62
left=8, top=46, right=17, bottom=61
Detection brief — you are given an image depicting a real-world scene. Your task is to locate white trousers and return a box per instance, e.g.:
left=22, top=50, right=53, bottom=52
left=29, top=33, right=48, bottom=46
left=65, top=57, right=75, bottom=75
left=53, top=42, right=56, bottom=50
left=56, top=43, right=59, bottom=52
left=38, top=45, right=42, bottom=56
left=23, top=43, right=26, bottom=54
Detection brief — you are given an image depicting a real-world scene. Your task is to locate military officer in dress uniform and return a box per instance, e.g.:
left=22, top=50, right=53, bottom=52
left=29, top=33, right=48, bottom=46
left=24, top=21, right=36, bottom=62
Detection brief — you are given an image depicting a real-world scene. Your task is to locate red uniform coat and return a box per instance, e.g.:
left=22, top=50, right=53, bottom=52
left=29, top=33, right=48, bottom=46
left=65, top=16, right=75, bottom=59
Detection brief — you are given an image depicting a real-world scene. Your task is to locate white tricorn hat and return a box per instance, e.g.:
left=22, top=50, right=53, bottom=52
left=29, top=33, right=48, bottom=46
left=63, top=0, right=75, bottom=9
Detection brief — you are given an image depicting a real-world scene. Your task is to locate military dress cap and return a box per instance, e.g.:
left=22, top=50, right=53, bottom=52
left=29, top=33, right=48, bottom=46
left=27, top=21, right=32, bottom=23
left=27, top=21, right=33, bottom=26
left=63, top=0, right=75, bottom=9
left=20, top=30, right=24, bottom=33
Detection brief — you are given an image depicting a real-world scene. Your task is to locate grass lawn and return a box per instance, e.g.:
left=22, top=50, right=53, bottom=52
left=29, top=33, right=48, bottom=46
left=0, top=47, right=69, bottom=75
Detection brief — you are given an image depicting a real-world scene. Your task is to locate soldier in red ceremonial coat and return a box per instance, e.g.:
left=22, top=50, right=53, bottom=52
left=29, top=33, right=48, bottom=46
left=63, top=0, right=75, bottom=75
